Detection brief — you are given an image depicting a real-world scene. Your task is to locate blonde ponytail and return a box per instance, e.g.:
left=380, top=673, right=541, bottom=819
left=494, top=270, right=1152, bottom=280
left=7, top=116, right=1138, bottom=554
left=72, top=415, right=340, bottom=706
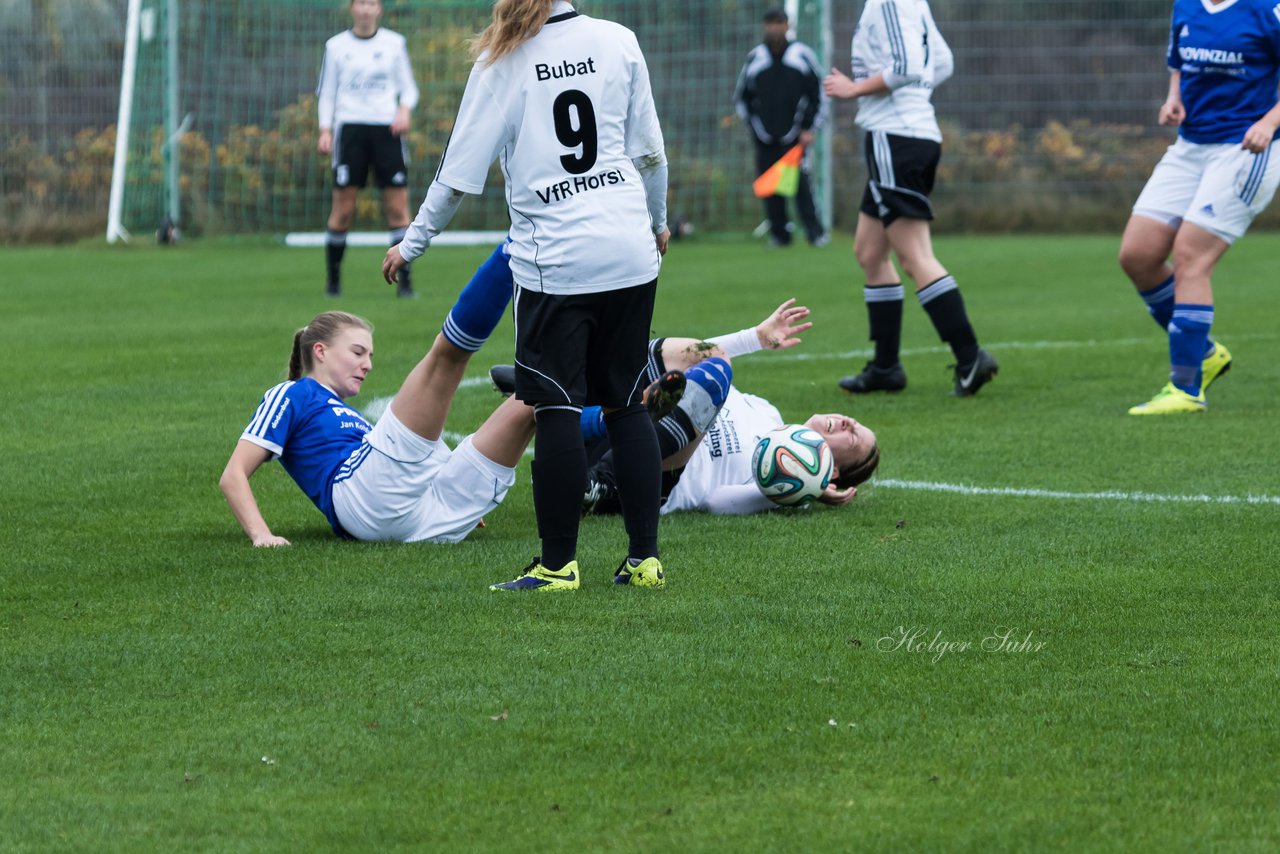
left=470, top=0, right=556, bottom=65
left=286, top=311, right=372, bottom=380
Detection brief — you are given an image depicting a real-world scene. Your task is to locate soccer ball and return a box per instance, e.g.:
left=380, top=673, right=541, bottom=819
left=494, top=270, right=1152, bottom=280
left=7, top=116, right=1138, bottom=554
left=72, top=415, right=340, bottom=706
left=752, top=424, right=834, bottom=506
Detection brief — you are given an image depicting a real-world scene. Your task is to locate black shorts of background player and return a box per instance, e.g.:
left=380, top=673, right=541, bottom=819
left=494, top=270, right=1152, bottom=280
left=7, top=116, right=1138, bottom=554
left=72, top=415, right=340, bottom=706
left=824, top=0, right=997, bottom=397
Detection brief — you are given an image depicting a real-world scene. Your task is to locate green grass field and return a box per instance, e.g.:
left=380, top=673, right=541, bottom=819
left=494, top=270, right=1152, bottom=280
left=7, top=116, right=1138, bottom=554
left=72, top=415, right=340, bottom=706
left=4, top=233, right=1278, bottom=851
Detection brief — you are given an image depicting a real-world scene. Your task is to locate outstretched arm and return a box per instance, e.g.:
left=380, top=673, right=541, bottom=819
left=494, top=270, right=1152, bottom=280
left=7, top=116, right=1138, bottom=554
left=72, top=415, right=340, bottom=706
left=382, top=182, right=467, bottom=282
left=702, top=484, right=778, bottom=515
left=219, top=440, right=291, bottom=547
left=660, top=298, right=812, bottom=371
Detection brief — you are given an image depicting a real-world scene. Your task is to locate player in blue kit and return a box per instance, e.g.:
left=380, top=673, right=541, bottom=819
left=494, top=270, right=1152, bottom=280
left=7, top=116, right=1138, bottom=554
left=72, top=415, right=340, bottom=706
left=1119, top=0, right=1280, bottom=414
left=219, top=244, right=525, bottom=546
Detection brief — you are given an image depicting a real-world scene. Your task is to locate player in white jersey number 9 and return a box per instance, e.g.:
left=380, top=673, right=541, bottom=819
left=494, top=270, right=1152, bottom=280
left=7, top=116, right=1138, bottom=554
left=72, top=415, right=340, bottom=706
left=382, top=1, right=671, bottom=592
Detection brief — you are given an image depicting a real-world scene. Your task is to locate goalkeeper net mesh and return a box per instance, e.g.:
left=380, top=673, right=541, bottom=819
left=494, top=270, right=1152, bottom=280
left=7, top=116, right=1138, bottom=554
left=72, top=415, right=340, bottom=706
left=109, top=0, right=825, bottom=239
left=10, top=1, right=1265, bottom=241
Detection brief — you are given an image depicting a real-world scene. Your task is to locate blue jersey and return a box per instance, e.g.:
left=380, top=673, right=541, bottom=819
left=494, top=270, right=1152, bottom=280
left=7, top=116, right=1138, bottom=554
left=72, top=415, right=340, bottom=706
left=1167, top=0, right=1280, bottom=144
left=240, top=377, right=371, bottom=533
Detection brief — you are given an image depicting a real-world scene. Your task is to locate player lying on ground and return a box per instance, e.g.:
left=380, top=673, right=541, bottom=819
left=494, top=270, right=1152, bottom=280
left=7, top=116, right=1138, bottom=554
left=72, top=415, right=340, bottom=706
left=494, top=299, right=881, bottom=516
left=220, top=244, right=526, bottom=546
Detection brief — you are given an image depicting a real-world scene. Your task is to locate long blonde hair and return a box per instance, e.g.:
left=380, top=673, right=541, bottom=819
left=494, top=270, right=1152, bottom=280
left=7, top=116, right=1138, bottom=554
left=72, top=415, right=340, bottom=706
left=470, top=0, right=556, bottom=65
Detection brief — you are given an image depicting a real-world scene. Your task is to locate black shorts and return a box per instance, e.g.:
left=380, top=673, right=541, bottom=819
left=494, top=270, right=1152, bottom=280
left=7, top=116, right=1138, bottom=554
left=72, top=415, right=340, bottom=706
left=859, top=131, right=940, bottom=226
left=333, top=124, right=408, bottom=189
left=513, top=279, right=658, bottom=409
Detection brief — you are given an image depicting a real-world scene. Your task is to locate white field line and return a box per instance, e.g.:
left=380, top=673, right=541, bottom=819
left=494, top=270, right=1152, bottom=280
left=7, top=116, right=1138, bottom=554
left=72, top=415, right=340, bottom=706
left=770, top=331, right=1278, bottom=363
left=876, top=478, right=1280, bottom=506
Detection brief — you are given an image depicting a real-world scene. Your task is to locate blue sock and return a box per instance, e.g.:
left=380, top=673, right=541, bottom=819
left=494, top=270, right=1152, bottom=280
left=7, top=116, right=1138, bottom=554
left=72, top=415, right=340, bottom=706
left=1168, top=304, right=1213, bottom=395
left=686, top=358, right=732, bottom=407
left=580, top=406, right=606, bottom=444
left=1138, top=275, right=1175, bottom=329
left=1142, top=276, right=1215, bottom=357
left=441, top=240, right=514, bottom=352
left=664, top=357, right=733, bottom=441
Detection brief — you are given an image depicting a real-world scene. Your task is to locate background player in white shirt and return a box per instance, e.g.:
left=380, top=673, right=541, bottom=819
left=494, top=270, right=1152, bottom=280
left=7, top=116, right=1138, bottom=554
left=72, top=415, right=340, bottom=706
left=824, top=0, right=998, bottom=398
left=382, top=0, right=671, bottom=593
left=1119, top=0, right=1280, bottom=415
left=316, top=0, right=419, bottom=298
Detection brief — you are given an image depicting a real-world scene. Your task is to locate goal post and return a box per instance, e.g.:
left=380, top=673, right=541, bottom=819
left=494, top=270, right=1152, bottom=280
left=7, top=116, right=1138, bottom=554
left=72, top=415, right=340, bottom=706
left=105, top=0, right=142, bottom=243
left=106, top=0, right=833, bottom=242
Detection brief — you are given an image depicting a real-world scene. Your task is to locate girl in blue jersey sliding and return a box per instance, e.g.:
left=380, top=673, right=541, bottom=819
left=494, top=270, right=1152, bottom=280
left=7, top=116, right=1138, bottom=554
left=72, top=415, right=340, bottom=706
left=1119, top=0, right=1280, bottom=415
left=220, top=246, right=531, bottom=546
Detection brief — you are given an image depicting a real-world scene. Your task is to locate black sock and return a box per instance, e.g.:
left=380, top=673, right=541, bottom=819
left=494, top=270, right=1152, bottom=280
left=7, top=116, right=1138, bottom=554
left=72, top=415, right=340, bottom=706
left=654, top=408, right=697, bottom=459
left=864, top=283, right=904, bottom=368
left=917, top=275, right=979, bottom=366
left=603, top=404, right=660, bottom=560
left=532, top=408, right=585, bottom=570
left=325, top=230, right=347, bottom=287
left=390, top=227, right=412, bottom=290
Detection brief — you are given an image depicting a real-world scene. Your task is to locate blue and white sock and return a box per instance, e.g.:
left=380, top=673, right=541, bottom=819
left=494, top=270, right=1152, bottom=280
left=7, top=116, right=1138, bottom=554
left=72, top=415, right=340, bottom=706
left=442, top=241, right=514, bottom=352
left=653, top=357, right=734, bottom=454
left=1168, top=304, right=1213, bottom=396
left=682, top=358, right=732, bottom=428
left=1142, top=276, right=1214, bottom=357
left=1138, top=275, right=1175, bottom=329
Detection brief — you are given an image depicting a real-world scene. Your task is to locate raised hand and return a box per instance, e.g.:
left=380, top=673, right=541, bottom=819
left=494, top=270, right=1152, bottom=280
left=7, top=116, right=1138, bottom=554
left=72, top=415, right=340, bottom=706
left=756, top=298, right=813, bottom=350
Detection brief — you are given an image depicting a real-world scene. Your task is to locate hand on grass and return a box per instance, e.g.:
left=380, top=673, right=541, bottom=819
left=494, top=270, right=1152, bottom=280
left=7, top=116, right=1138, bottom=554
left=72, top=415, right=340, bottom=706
left=253, top=534, right=291, bottom=547
left=817, top=484, right=856, bottom=507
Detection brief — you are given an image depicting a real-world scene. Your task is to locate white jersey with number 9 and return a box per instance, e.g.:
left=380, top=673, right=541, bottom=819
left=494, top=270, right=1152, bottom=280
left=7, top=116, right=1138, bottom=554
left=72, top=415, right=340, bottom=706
left=436, top=5, right=665, bottom=295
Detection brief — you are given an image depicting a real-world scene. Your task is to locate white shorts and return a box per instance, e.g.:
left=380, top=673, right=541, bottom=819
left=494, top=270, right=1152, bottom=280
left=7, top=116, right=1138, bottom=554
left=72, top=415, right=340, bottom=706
left=1132, top=137, right=1280, bottom=244
left=331, top=408, right=516, bottom=544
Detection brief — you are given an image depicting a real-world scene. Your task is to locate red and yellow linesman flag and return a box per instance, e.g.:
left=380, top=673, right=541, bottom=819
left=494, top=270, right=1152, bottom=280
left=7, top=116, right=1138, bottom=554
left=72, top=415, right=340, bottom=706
left=752, top=144, right=804, bottom=199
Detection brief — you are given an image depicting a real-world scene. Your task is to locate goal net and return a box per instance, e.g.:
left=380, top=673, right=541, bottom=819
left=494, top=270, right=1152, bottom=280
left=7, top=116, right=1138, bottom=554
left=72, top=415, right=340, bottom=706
left=106, top=0, right=829, bottom=242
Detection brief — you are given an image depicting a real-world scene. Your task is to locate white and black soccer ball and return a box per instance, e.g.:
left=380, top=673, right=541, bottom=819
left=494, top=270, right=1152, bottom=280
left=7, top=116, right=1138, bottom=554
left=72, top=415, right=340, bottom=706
left=751, top=424, right=834, bottom=506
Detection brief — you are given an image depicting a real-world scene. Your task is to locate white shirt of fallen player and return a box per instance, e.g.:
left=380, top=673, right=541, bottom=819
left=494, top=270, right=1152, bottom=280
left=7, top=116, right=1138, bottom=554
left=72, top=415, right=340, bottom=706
left=850, top=0, right=954, bottom=142
left=661, top=386, right=783, bottom=516
left=397, top=1, right=667, bottom=294
left=316, top=28, right=419, bottom=132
